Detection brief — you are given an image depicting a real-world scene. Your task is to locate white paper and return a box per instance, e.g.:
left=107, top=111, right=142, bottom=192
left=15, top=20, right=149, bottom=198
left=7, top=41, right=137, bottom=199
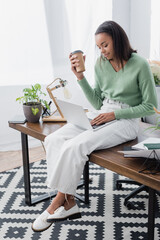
left=119, top=149, right=160, bottom=159
left=131, top=137, right=160, bottom=150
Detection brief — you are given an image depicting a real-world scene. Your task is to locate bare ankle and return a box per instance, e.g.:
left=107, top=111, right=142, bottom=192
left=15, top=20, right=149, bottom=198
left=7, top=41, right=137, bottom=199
left=64, top=195, right=76, bottom=210
left=47, top=194, right=65, bottom=214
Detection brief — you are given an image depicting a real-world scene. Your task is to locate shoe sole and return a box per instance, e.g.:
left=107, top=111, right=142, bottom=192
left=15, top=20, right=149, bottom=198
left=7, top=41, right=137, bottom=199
left=31, top=222, right=52, bottom=232
left=47, top=212, right=81, bottom=223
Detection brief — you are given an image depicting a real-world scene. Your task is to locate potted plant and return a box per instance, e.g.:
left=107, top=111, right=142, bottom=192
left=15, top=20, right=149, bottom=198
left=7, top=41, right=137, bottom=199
left=16, top=83, right=50, bottom=123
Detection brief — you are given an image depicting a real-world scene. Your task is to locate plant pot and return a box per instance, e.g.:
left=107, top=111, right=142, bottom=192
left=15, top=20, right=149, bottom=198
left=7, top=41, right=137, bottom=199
left=23, top=102, right=42, bottom=123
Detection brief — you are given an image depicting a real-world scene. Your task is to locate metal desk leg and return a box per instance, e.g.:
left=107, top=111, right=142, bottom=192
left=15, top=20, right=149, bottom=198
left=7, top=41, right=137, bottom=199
left=21, top=133, right=57, bottom=206
left=83, top=161, right=89, bottom=204
left=75, top=161, right=90, bottom=204
left=147, top=188, right=156, bottom=240
left=21, top=133, right=32, bottom=205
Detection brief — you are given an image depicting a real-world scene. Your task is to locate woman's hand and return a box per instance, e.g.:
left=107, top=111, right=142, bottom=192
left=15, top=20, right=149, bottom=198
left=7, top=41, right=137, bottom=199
left=69, top=53, right=85, bottom=80
left=90, top=112, right=116, bottom=125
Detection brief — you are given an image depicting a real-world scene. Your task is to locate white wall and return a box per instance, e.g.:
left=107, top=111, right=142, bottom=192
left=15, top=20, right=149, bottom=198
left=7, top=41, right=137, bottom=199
left=130, top=0, right=151, bottom=58
left=112, top=0, right=131, bottom=37
left=112, top=0, right=151, bottom=59
left=0, top=0, right=53, bottom=86
left=0, top=85, right=40, bottom=151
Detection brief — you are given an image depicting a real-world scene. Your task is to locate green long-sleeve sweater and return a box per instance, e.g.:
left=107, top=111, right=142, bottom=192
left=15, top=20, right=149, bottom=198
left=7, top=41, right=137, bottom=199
left=78, top=53, right=158, bottom=120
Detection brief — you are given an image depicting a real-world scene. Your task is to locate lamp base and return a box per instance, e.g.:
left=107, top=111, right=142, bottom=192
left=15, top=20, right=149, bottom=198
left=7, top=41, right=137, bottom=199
left=42, top=115, right=67, bottom=122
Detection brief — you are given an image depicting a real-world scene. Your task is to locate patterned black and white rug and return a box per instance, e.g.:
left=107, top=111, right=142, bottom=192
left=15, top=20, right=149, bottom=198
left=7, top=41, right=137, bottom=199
left=0, top=160, right=160, bottom=240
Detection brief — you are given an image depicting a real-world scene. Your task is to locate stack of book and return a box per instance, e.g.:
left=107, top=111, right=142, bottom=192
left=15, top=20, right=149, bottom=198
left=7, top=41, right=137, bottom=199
left=119, top=137, right=160, bottom=158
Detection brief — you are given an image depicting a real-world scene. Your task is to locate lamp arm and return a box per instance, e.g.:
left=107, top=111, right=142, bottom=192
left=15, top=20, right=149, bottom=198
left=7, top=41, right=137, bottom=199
left=49, top=85, right=61, bottom=91
left=46, top=87, right=64, bottom=118
left=46, top=78, right=62, bottom=88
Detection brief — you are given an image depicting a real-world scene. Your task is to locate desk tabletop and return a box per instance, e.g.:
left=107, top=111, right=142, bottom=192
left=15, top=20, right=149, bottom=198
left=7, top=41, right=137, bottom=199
left=9, top=120, right=160, bottom=191
left=9, top=121, right=65, bottom=141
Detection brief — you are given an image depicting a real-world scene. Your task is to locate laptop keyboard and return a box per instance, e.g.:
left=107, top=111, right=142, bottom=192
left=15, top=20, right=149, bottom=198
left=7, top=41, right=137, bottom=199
left=88, top=118, right=105, bottom=129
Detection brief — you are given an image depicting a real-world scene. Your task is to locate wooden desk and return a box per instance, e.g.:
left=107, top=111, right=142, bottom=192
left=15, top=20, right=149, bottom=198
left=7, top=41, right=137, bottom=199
left=9, top=121, right=160, bottom=240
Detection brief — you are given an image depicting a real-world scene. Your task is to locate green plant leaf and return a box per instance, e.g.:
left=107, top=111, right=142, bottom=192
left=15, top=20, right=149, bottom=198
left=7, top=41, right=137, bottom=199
left=32, top=107, right=39, bottom=116
left=34, top=83, right=41, bottom=90
left=23, top=88, right=32, bottom=93
left=16, top=97, right=22, bottom=102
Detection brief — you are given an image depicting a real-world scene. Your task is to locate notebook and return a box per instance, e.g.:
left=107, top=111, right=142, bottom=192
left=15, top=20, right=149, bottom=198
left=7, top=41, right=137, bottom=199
left=8, top=115, right=27, bottom=124
left=56, top=99, right=116, bottom=131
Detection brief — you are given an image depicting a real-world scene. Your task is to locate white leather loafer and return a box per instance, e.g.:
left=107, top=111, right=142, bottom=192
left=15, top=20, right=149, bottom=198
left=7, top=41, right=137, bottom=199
left=47, top=204, right=81, bottom=222
left=32, top=210, right=52, bottom=232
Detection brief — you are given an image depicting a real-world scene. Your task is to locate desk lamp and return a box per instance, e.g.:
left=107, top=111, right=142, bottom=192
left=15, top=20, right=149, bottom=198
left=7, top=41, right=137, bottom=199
left=43, top=78, right=71, bottom=122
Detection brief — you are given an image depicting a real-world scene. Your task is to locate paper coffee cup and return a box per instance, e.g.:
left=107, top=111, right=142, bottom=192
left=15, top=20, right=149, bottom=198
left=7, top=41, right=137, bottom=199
left=71, top=50, right=85, bottom=73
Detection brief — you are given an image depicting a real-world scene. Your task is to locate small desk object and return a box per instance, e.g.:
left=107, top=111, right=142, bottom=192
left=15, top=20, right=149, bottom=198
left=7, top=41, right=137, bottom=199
left=9, top=121, right=160, bottom=240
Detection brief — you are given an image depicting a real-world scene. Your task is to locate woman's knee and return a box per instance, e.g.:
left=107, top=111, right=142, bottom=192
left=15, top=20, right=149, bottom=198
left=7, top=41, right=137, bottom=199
left=62, top=137, right=91, bottom=159
left=44, top=132, right=65, bottom=149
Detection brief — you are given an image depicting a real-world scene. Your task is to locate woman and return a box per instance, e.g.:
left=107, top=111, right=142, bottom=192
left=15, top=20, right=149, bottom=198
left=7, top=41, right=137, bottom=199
left=32, top=20, right=157, bottom=232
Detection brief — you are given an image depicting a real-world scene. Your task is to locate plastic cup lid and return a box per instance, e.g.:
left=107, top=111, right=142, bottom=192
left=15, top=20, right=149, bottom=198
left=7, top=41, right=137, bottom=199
left=71, top=50, right=83, bottom=54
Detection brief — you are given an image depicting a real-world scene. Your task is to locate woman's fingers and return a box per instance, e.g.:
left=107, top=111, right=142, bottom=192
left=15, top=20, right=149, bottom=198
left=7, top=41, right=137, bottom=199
left=91, top=114, right=104, bottom=125
left=91, top=112, right=115, bottom=125
left=69, top=53, right=85, bottom=80
left=69, top=54, right=80, bottom=67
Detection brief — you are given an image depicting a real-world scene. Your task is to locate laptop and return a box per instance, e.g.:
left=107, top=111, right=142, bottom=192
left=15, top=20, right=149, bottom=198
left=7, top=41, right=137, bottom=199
left=57, top=99, right=116, bottom=131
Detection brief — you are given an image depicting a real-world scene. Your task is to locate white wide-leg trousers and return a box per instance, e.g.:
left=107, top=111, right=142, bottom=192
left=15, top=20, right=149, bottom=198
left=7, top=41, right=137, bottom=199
left=44, top=111, right=139, bottom=195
